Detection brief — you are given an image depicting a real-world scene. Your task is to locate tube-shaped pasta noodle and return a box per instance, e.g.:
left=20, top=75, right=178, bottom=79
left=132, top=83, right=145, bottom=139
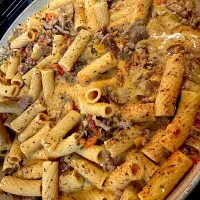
left=13, top=160, right=43, bottom=179
left=94, top=2, right=109, bottom=28
left=31, top=43, right=43, bottom=61
left=61, top=189, right=117, bottom=200
left=58, top=29, right=91, bottom=72
left=8, top=137, right=22, bottom=164
left=0, top=120, right=11, bottom=153
left=28, top=69, right=42, bottom=102
left=109, top=0, right=152, bottom=27
left=50, top=133, right=82, bottom=158
left=16, top=85, right=29, bottom=98
left=0, top=83, right=19, bottom=97
left=104, top=159, right=144, bottom=195
left=124, top=150, right=159, bottom=183
left=4, top=114, right=17, bottom=129
left=120, top=103, right=156, bottom=122
left=0, top=61, right=8, bottom=74
left=76, top=145, right=105, bottom=165
left=65, top=153, right=108, bottom=189
left=10, top=30, right=35, bottom=49
left=131, top=0, right=153, bottom=23
left=0, top=100, right=22, bottom=114
left=74, top=3, right=87, bottom=31
left=11, top=73, right=23, bottom=88
left=22, top=55, right=52, bottom=86
left=27, top=17, right=42, bottom=32
left=77, top=52, right=117, bottom=84
left=0, top=176, right=42, bottom=196
left=28, top=148, right=49, bottom=160
left=79, top=95, right=115, bottom=118
left=59, top=169, right=84, bottom=192
left=10, top=99, right=46, bottom=133
left=41, top=69, right=55, bottom=106
left=120, top=184, right=141, bottom=200
left=52, top=35, right=65, bottom=57
left=155, top=53, right=185, bottom=117
left=42, top=161, right=59, bottom=200
left=18, top=113, right=48, bottom=142
left=20, top=122, right=52, bottom=156
left=49, top=0, right=73, bottom=9
left=160, top=90, right=200, bottom=152
left=41, top=110, right=81, bottom=153
left=85, top=87, right=102, bottom=104
left=104, top=126, right=141, bottom=158
left=85, top=0, right=98, bottom=32
left=138, top=151, right=193, bottom=200
left=142, top=130, right=165, bottom=163
left=2, top=152, right=17, bottom=175
left=6, top=54, right=20, bottom=80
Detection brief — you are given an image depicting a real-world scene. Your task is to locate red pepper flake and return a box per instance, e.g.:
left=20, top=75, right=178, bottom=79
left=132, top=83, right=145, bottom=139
left=191, top=157, right=198, bottom=164
left=172, top=129, right=180, bottom=137
left=84, top=135, right=98, bottom=148
left=64, top=35, right=68, bottom=40
left=58, top=67, right=64, bottom=76
left=71, top=100, right=78, bottom=111
left=45, top=13, right=52, bottom=22
left=84, top=115, right=102, bottom=148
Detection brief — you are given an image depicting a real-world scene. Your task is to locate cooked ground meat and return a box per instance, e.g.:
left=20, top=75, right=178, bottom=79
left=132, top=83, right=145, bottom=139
left=17, top=96, right=32, bottom=111
left=59, top=157, right=69, bottom=173
left=11, top=28, right=22, bottom=39
left=120, top=20, right=149, bottom=58
left=42, top=4, right=74, bottom=35
left=101, top=149, right=116, bottom=172
left=166, top=0, right=200, bottom=28
left=102, top=84, right=131, bottom=105
left=18, top=47, right=36, bottom=75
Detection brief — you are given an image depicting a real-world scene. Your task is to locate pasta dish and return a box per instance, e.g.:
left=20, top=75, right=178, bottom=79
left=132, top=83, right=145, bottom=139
left=0, top=0, right=200, bottom=199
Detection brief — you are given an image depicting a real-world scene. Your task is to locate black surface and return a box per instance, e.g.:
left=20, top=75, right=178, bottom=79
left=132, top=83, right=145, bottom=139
left=0, top=0, right=32, bottom=38
left=0, top=0, right=200, bottom=199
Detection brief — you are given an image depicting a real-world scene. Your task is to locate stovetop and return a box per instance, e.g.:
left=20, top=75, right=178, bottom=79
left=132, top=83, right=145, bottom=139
left=0, top=0, right=33, bottom=39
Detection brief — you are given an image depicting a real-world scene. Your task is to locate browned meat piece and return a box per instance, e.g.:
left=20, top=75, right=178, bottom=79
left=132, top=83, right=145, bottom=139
left=166, top=0, right=200, bottom=28
left=101, top=149, right=116, bottom=172
left=103, top=84, right=130, bottom=105
left=17, top=97, right=32, bottom=111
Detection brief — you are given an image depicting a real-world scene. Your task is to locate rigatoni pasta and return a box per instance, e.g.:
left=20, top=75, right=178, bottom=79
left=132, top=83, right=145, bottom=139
left=155, top=53, right=185, bottom=117
left=138, top=151, right=193, bottom=200
left=65, top=153, right=108, bottom=189
left=28, top=68, right=42, bottom=102
left=160, top=90, right=200, bottom=152
left=18, top=113, right=48, bottom=142
left=59, top=169, right=84, bottom=192
left=10, top=99, right=46, bottom=133
left=10, top=30, right=35, bottom=49
left=77, top=52, right=117, bottom=84
left=42, top=161, right=59, bottom=200
left=58, top=29, right=91, bottom=72
left=0, top=176, right=42, bottom=196
left=41, top=110, right=81, bottom=152
left=0, top=120, right=11, bottom=154
left=1, top=0, right=200, bottom=199
left=94, top=2, right=110, bottom=28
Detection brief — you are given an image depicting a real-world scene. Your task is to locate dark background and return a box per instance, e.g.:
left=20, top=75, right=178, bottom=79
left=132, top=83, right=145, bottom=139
left=0, top=0, right=199, bottom=199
